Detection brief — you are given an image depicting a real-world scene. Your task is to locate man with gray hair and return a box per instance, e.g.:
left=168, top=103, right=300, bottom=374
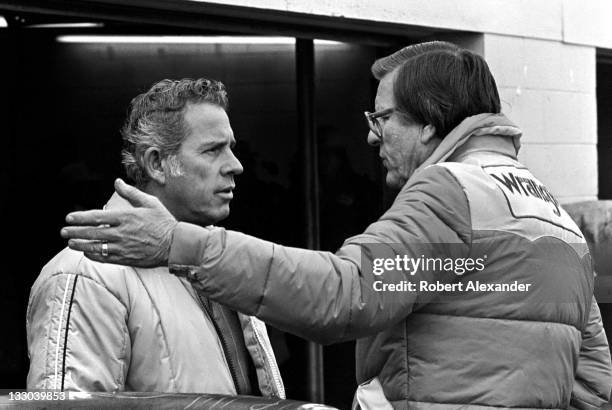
left=27, top=78, right=285, bottom=397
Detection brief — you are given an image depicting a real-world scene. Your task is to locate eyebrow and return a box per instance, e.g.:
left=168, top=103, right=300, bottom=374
left=197, top=135, right=237, bottom=151
left=197, top=140, right=225, bottom=150
left=368, top=107, right=394, bottom=119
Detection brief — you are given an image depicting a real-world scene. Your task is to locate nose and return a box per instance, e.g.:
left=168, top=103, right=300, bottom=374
left=367, top=130, right=381, bottom=147
left=222, top=149, right=244, bottom=176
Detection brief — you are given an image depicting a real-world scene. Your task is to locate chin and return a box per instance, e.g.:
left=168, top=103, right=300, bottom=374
left=210, top=206, right=231, bottom=224
left=385, top=175, right=403, bottom=190
left=186, top=207, right=230, bottom=226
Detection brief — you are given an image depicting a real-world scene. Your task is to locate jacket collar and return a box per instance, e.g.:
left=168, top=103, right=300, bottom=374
left=414, top=113, right=522, bottom=174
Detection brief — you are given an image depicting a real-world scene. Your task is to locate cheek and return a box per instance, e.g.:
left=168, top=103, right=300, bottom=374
left=382, top=126, right=402, bottom=147
left=382, top=137, right=401, bottom=160
left=181, top=164, right=215, bottom=187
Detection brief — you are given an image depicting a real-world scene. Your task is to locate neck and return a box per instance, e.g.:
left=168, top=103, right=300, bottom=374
left=143, top=181, right=187, bottom=225
left=142, top=181, right=213, bottom=227
left=142, top=180, right=161, bottom=198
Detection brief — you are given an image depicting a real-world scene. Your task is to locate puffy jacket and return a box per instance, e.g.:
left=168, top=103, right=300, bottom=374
left=26, top=195, right=285, bottom=398
left=167, top=113, right=611, bottom=409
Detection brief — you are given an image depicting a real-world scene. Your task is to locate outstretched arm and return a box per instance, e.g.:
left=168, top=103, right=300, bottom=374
left=62, top=168, right=470, bottom=344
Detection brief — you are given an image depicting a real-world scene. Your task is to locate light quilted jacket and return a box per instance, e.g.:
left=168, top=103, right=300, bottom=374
left=26, top=195, right=284, bottom=398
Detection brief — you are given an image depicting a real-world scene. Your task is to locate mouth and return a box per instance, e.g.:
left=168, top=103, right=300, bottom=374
left=216, top=186, right=235, bottom=199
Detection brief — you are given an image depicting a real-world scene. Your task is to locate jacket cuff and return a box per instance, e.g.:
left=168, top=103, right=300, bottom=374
left=168, top=222, right=210, bottom=278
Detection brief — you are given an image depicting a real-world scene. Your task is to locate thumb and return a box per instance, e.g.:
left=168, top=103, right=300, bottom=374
left=114, top=178, right=157, bottom=208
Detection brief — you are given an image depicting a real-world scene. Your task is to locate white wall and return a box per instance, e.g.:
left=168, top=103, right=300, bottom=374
left=484, top=34, right=597, bottom=203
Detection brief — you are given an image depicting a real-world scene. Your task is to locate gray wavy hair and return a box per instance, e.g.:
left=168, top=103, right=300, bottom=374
left=121, top=78, right=228, bottom=186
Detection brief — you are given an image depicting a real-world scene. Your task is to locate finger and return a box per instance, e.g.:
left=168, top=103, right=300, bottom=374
left=114, top=178, right=157, bottom=208
left=67, top=239, right=108, bottom=254
left=83, top=252, right=123, bottom=265
left=83, top=252, right=107, bottom=264
left=84, top=251, right=143, bottom=266
left=61, top=226, right=117, bottom=241
left=65, top=209, right=122, bottom=226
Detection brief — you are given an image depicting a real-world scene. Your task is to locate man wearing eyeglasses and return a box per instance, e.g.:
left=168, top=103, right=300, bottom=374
left=62, top=42, right=611, bottom=409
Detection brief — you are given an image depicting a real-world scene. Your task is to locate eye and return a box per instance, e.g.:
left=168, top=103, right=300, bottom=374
left=379, top=112, right=394, bottom=121
left=203, top=145, right=223, bottom=154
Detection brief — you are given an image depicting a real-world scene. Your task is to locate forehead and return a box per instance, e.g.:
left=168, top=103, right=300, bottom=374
left=182, top=102, right=233, bottom=145
left=374, top=69, right=397, bottom=110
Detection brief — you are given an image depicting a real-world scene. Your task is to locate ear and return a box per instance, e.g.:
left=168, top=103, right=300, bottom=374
left=142, top=147, right=166, bottom=185
left=420, top=124, right=437, bottom=144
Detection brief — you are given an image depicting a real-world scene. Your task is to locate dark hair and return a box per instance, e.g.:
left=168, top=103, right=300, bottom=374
left=393, top=48, right=501, bottom=138
left=121, top=78, right=228, bottom=186
left=371, top=41, right=460, bottom=80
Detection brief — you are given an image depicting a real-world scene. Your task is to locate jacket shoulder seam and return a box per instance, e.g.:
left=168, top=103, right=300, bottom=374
left=256, top=244, right=276, bottom=316
left=421, top=163, right=474, bottom=247
left=36, top=255, right=130, bottom=312
left=433, top=164, right=474, bottom=250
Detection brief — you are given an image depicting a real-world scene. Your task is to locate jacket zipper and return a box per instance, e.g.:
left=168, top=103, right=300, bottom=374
left=250, top=317, right=285, bottom=398
left=196, top=293, right=241, bottom=394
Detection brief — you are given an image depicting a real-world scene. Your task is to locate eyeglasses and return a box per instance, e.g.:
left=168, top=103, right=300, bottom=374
left=364, top=107, right=394, bottom=139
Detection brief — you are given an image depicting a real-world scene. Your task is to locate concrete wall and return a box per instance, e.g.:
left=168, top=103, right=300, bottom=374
left=483, top=34, right=598, bottom=203
left=563, top=0, right=612, bottom=49
left=411, top=31, right=598, bottom=204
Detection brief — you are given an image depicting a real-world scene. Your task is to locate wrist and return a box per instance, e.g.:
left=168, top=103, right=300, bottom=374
left=168, top=222, right=212, bottom=277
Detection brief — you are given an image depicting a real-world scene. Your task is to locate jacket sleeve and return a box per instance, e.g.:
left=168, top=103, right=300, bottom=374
left=169, top=165, right=472, bottom=344
left=26, top=269, right=131, bottom=391
left=570, top=297, right=612, bottom=409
